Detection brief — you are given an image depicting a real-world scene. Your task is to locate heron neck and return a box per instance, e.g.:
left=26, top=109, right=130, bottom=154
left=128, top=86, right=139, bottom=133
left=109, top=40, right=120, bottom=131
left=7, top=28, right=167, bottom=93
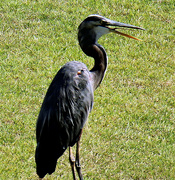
left=80, top=43, right=108, bottom=90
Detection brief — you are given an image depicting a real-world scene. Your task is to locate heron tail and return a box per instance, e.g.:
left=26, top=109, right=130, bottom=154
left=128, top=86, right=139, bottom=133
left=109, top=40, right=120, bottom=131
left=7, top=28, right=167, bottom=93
left=35, top=142, right=66, bottom=178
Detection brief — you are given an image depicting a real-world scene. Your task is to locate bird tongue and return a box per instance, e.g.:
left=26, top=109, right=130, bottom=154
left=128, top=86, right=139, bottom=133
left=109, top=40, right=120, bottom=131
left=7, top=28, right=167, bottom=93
left=113, top=29, right=142, bottom=41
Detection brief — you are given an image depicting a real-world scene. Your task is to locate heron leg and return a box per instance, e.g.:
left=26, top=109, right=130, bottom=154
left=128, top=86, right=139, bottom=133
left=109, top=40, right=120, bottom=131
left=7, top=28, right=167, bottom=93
left=69, top=146, right=77, bottom=180
left=75, top=130, right=83, bottom=180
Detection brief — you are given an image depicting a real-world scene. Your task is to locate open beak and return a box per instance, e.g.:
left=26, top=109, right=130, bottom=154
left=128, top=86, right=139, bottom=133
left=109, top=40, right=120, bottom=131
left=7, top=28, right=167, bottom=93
left=105, top=19, right=145, bottom=41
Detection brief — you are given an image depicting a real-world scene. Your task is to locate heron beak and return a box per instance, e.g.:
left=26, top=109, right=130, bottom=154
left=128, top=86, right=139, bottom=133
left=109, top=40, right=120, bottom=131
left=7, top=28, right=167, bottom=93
left=105, top=19, right=145, bottom=41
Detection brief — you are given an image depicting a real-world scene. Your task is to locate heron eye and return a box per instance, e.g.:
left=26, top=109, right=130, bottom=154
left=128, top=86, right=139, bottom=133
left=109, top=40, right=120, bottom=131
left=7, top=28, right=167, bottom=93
left=100, top=20, right=105, bottom=26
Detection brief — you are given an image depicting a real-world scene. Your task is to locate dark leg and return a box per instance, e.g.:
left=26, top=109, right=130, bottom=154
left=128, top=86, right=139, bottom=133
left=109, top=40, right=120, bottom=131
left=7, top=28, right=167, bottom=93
left=69, top=147, right=76, bottom=180
left=75, top=130, right=83, bottom=180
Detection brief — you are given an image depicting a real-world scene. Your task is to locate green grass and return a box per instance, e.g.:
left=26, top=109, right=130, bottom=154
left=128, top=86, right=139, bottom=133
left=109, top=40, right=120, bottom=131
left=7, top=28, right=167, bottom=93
left=1, top=0, right=175, bottom=179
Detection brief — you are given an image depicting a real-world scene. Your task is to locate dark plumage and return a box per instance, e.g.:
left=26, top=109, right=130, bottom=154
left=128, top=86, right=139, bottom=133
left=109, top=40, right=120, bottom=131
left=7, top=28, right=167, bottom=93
left=35, top=62, right=93, bottom=178
left=35, top=14, right=144, bottom=179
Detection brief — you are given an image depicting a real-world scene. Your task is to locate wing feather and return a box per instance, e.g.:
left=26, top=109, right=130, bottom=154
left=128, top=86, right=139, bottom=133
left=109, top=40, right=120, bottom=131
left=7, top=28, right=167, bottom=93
left=35, top=61, right=93, bottom=178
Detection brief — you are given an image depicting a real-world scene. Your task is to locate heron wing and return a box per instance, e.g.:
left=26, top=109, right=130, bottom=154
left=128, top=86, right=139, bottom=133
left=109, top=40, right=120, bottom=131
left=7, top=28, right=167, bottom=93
left=35, top=62, right=93, bottom=178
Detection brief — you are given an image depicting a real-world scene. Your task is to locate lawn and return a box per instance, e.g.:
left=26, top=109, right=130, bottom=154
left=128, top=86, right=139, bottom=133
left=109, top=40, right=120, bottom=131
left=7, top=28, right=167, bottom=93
left=0, top=0, right=175, bottom=179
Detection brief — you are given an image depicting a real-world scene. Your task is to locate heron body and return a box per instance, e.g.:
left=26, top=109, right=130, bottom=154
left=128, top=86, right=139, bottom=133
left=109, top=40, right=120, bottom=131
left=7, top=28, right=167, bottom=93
left=35, top=15, right=144, bottom=179
left=35, top=61, right=93, bottom=177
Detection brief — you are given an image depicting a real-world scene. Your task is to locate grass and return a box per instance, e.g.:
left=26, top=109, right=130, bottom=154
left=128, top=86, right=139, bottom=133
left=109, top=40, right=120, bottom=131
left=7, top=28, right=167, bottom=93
left=0, top=0, right=175, bottom=179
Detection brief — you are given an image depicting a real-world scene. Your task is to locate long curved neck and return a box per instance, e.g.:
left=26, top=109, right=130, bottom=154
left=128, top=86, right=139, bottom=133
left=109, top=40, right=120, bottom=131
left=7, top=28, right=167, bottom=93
left=80, top=43, right=108, bottom=90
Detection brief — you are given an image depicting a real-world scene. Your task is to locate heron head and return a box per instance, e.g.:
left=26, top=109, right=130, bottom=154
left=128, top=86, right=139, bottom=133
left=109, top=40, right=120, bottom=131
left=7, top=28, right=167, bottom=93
left=78, top=14, right=145, bottom=44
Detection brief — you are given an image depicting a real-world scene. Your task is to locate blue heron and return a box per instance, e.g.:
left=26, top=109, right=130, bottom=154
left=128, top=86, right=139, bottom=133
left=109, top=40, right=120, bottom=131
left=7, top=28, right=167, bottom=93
left=35, top=15, right=144, bottom=179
